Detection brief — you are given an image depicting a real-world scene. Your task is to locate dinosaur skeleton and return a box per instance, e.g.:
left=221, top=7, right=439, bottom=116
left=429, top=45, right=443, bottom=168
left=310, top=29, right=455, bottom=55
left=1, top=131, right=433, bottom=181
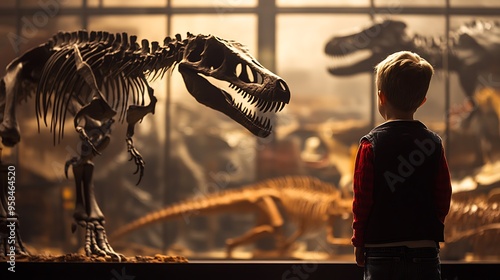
left=325, top=18, right=500, bottom=164
left=325, top=19, right=500, bottom=115
left=111, top=175, right=500, bottom=260
left=109, top=176, right=353, bottom=258
left=0, top=30, right=290, bottom=260
left=441, top=191, right=500, bottom=259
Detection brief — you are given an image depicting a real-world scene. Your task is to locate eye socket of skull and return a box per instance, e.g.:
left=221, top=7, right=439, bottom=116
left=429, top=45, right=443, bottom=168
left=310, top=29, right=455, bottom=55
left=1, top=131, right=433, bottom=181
left=186, top=38, right=225, bottom=72
left=203, top=44, right=224, bottom=71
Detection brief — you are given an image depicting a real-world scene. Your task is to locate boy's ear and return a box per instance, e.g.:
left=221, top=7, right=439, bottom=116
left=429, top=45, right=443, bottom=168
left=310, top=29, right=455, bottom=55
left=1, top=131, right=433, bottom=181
left=378, top=90, right=386, bottom=104
left=419, top=97, right=427, bottom=107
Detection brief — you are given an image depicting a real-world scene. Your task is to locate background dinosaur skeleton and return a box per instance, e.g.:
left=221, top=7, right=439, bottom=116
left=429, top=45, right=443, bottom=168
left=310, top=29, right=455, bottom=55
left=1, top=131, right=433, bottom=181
left=325, top=19, right=500, bottom=165
left=110, top=175, right=353, bottom=258
left=111, top=175, right=500, bottom=260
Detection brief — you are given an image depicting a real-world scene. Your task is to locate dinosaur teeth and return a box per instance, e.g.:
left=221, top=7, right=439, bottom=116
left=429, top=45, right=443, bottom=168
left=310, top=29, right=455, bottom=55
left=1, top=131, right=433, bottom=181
left=278, top=102, right=286, bottom=112
left=257, top=99, right=264, bottom=110
left=264, top=102, right=272, bottom=113
left=203, top=75, right=278, bottom=129
left=270, top=102, right=277, bottom=112
left=328, top=49, right=371, bottom=71
left=251, top=96, right=258, bottom=105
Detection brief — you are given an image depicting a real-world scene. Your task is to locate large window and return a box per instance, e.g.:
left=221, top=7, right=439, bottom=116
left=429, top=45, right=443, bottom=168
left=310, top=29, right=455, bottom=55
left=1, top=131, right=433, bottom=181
left=2, top=0, right=499, bottom=262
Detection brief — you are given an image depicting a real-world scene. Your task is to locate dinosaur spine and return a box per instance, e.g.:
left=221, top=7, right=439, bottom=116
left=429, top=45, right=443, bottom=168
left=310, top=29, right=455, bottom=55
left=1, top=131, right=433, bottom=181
left=34, top=30, right=189, bottom=143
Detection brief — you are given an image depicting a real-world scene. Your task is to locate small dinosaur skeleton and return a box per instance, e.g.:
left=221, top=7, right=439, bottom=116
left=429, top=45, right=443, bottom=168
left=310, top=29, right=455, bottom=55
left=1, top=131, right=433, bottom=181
left=0, top=30, right=290, bottom=260
left=111, top=174, right=500, bottom=260
left=109, top=176, right=353, bottom=258
left=442, top=191, right=500, bottom=259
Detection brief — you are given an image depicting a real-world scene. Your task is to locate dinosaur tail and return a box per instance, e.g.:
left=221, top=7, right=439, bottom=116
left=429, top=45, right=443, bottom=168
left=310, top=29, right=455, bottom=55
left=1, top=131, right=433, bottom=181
left=109, top=175, right=336, bottom=240
left=109, top=188, right=261, bottom=240
left=109, top=204, right=186, bottom=240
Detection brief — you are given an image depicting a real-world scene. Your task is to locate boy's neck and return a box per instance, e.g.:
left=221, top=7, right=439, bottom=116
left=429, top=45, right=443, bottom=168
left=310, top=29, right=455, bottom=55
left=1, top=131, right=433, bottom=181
left=382, top=111, right=415, bottom=121
left=385, top=115, right=414, bottom=121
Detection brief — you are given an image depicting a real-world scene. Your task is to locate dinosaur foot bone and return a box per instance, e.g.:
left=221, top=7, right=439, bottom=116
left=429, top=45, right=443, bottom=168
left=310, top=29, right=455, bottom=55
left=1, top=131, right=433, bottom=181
left=72, top=220, right=125, bottom=261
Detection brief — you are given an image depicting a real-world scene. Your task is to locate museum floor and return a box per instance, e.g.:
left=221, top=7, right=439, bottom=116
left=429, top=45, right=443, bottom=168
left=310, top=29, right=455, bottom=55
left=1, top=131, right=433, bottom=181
left=2, top=260, right=499, bottom=280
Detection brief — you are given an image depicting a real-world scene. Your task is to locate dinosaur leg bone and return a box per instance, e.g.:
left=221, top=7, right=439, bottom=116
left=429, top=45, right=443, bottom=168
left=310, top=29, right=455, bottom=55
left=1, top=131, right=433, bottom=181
left=70, top=160, right=123, bottom=260
left=225, top=196, right=285, bottom=258
left=326, top=211, right=352, bottom=245
left=125, top=84, right=157, bottom=185
left=66, top=118, right=122, bottom=260
left=0, top=63, right=22, bottom=147
left=277, top=226, right=305, bottom=254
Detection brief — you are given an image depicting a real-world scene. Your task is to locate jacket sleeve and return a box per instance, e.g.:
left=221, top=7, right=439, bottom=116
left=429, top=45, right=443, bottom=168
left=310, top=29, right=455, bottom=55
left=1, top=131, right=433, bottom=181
left=351, top=139, right=374, bottom=247
left=434, top=146, right=452, bottom=224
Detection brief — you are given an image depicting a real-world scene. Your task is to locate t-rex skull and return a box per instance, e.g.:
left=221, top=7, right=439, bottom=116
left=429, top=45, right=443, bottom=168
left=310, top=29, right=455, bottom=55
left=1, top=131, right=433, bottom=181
left=178, top=34, right=290, bottom=138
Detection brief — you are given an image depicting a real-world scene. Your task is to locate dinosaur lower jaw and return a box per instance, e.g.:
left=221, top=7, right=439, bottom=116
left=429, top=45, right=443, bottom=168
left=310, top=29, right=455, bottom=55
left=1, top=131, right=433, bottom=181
left=179, top=66, right=274, bottom=137
left=327, top=50, right=377, bottom=76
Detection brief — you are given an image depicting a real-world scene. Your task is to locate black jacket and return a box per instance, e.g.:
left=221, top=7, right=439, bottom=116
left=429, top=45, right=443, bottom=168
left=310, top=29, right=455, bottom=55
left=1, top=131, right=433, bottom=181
left=362, top=120, right=445, bottom=244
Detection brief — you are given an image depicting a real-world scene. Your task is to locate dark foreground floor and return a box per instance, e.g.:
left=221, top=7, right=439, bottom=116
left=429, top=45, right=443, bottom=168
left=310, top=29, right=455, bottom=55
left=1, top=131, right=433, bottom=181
left=1, top=260, right=500, bottom=280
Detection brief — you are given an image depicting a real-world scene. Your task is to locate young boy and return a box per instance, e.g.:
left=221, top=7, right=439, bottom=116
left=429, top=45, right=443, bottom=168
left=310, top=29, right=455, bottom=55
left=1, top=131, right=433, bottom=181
left=351, top=51, right=452, bottom=279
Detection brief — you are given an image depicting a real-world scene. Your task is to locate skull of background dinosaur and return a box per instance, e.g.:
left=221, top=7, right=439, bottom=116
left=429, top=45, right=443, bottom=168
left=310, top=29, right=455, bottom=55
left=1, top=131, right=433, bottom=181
left=324, top=19, right=411, bottom=76
left=178, top=34, right=290, bottom=138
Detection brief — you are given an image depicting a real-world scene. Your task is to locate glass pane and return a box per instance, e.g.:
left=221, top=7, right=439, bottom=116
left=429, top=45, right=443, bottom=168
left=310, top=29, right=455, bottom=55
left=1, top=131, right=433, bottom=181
left=171, top=0, right=256, bottom=7
left=277, top=14, right=375, bottom=183
left=278, top=0, right=369, bottom=6
left=5, top=0, right=498, bottom=264
left=444, top=16, right=500, bottom=263
left=277, top=14, right=372, bottom=260
left=142, top=14, right=258, bottom=259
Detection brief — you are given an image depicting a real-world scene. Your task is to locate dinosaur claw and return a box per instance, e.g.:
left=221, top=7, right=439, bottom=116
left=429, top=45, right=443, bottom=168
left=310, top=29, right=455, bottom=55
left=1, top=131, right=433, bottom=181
left=73, top=220, right=124, bottom=261
left=126, top=137, right=145, bottom=185
left=133, top=162, right=141, bottom=174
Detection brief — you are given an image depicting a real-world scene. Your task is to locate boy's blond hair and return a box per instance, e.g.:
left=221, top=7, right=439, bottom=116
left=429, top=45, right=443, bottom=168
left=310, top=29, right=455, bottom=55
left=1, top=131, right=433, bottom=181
left=375, top=51, right=434, bottom=112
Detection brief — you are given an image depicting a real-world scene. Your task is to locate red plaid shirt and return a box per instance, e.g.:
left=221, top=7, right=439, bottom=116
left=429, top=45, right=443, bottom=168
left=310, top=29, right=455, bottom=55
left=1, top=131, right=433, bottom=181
left=351, top=139, right=452, bottom=247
